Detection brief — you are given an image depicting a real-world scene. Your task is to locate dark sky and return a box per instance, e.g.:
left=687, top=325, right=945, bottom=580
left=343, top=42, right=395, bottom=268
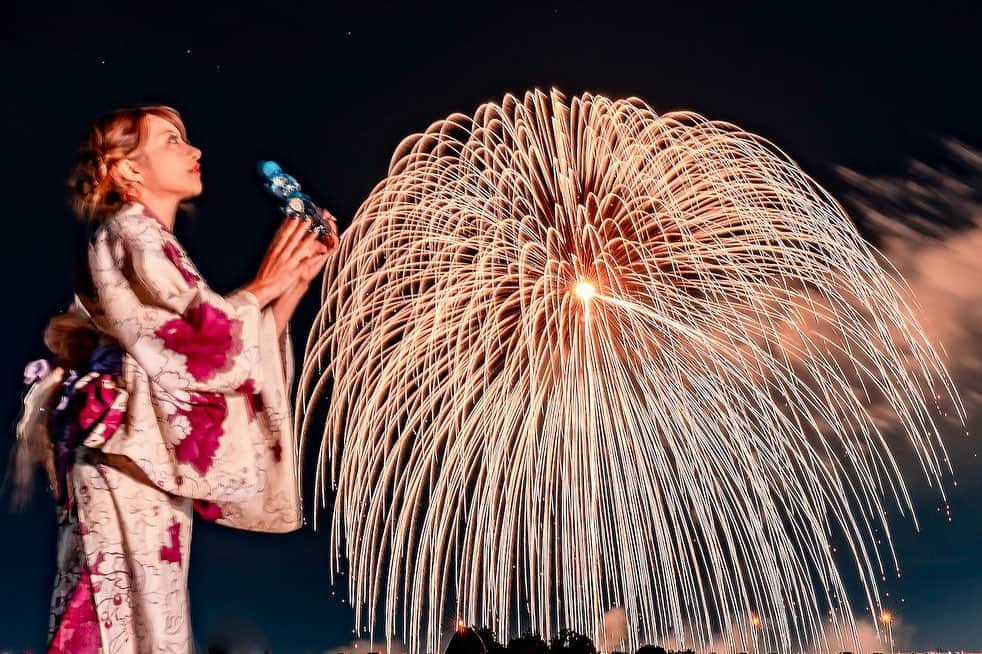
left=1, top=1, right=980, bottom=652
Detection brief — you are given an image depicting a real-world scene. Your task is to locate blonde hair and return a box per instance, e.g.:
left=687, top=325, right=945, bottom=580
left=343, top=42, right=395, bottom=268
left=9, top=366, right=63, bottom=508
left=6, top=302, right=102, bottom=508
left=68, top=105, right=187, bottom=223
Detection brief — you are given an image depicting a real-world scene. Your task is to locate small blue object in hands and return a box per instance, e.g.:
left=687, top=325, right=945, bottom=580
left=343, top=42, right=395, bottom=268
left=258, top=160, right=332, bottom=240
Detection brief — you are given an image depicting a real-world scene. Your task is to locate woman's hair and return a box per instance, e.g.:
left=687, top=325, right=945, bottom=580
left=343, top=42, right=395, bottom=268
left=68, top=105, right=187, bottom=223
left=6, top=304, right=102, bottom=509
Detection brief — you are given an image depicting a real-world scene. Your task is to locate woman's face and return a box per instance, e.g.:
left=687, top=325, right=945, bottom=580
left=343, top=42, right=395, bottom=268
left=134, top=114, right=202, bottom=200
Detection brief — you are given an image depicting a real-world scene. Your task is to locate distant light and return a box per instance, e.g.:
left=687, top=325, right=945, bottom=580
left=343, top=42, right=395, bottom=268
left=880, top=611, right=892, bottom=624
left=751, top=614, right=761, bottom=627
left=457, top=618, right=466, bottom=632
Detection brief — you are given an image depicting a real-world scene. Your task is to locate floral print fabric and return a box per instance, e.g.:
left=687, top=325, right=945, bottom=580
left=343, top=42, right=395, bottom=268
left=42, top=202, right=302, bottom=653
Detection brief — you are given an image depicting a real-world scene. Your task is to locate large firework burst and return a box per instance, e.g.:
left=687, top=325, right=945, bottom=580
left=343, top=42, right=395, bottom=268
left=296, top=89, right=959, bottom=654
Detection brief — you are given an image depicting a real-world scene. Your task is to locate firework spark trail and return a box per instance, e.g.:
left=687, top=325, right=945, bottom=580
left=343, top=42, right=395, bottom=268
left=295, top=90, right=961, bottom=654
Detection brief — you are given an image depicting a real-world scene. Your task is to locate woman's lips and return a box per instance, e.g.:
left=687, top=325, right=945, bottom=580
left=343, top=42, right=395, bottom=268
left=190, top=164, right=201, bottom=175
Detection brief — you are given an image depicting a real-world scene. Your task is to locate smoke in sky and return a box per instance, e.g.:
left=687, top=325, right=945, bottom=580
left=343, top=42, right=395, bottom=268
left=599, top=606, right=628, bottom=652
left=326, top=637, right=410, bottom=654
left=838, top=139, right=982, bottom=423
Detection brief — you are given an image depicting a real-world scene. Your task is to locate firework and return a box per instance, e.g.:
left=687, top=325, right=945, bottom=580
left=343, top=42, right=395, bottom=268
left=296, top=89, right=960, bottom=654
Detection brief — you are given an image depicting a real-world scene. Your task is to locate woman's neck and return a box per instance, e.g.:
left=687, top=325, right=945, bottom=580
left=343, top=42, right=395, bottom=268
left=136, top=192, right=179, bottom=232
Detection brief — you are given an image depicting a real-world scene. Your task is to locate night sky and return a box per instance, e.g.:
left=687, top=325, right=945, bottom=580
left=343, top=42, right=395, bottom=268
left=1, top=2, right=980, bottom=652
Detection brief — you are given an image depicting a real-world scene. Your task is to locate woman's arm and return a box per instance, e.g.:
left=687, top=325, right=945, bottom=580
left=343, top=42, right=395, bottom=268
left=269, top=212, right=337, bottom=335
left=271, top=279, right=310, bottom=337
left=93, top=210, right=333, bottom=396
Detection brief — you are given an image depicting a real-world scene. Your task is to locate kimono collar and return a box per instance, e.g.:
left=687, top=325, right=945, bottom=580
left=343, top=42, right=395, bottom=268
left=124, top=202, right=174, bottom=234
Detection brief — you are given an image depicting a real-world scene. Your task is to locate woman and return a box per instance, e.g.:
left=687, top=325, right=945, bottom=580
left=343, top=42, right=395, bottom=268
left=15, top=105, right=338, bottom=653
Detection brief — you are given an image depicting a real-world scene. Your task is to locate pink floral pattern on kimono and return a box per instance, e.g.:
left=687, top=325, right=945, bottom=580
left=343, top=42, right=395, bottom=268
left=172, top=392, right=228, bottom=474
left=236, top=377, right=265, bottom=423
left=48, top=568, right=100, bottom=654
left=156, top=301, right=243, bottom=382
left=159, top=521, right=183, bottom=565
left=161, top=241, right=201, bottom=285
left=193, top=499, right=224, bottom=521
left=36, top=202, right=303, bottom=654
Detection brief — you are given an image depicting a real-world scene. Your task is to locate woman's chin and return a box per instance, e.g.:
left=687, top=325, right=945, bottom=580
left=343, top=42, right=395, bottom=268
left=183, top=183, right=203, bottom=200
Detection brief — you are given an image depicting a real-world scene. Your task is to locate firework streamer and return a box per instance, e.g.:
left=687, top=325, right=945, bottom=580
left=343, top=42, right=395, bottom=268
left=296, top=89, right=961, bottom=654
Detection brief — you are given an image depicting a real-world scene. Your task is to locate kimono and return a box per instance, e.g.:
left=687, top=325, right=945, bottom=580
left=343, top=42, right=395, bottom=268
left=35, top=202, right=303, bottom=653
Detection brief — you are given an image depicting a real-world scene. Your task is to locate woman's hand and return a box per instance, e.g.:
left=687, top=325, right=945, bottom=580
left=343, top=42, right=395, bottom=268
left=297, top=209, right=339, bottom=285
left=268, top=210, right=340, bottom=335
left=243, top=216, right=329, bottom=307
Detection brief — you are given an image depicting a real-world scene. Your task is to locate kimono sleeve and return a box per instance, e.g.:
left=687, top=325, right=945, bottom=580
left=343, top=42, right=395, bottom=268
left=86, top=212, right=301, bottom=525
left=89, top=214, right=267, bottom=399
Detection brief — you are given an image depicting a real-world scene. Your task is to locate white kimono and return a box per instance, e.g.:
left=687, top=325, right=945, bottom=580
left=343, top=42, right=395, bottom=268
left=42, top=202, right=302, bottom=653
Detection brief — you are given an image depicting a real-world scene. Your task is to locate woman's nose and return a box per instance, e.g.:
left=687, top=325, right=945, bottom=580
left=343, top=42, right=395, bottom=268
left=189, top=145, right=202, bottom=160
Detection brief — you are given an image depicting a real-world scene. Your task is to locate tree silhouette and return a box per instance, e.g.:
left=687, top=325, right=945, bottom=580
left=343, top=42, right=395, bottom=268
left=475, top=626, right=507, bottom=654
left=635, top=645, right=668, bottom=654
left=548, top=629, right=596, bottom=654
left=507, top=631, right=550, bottom=654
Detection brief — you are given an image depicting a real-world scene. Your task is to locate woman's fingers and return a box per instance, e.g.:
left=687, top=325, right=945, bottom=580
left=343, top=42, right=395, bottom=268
left=276, top=217, right=311, bottom=261
left=275, top=230, right=323, bottom=287
left=274, top=211, right=337, bottom=260
left=256, top=209, right=340, bottom=300
left=295, top=234, right=327, bottom=261
left=267, top=216, right=306, bottom=263
left=299, top=251, right=329, bottom=282
left=322, top=233, right=339, bottom=252
left=323, top=209, right=338, bottom=235
left=317, top=208, right=340, bottom=251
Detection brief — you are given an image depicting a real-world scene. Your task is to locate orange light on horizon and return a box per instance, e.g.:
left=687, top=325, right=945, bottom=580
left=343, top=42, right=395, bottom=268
left=880, top=611, right=893, bottom=624
left=457, top=618, right=467, bottom=632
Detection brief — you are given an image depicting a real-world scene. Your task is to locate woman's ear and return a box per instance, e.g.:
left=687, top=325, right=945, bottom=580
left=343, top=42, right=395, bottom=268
left=110, top=159, right=144, bottom=187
